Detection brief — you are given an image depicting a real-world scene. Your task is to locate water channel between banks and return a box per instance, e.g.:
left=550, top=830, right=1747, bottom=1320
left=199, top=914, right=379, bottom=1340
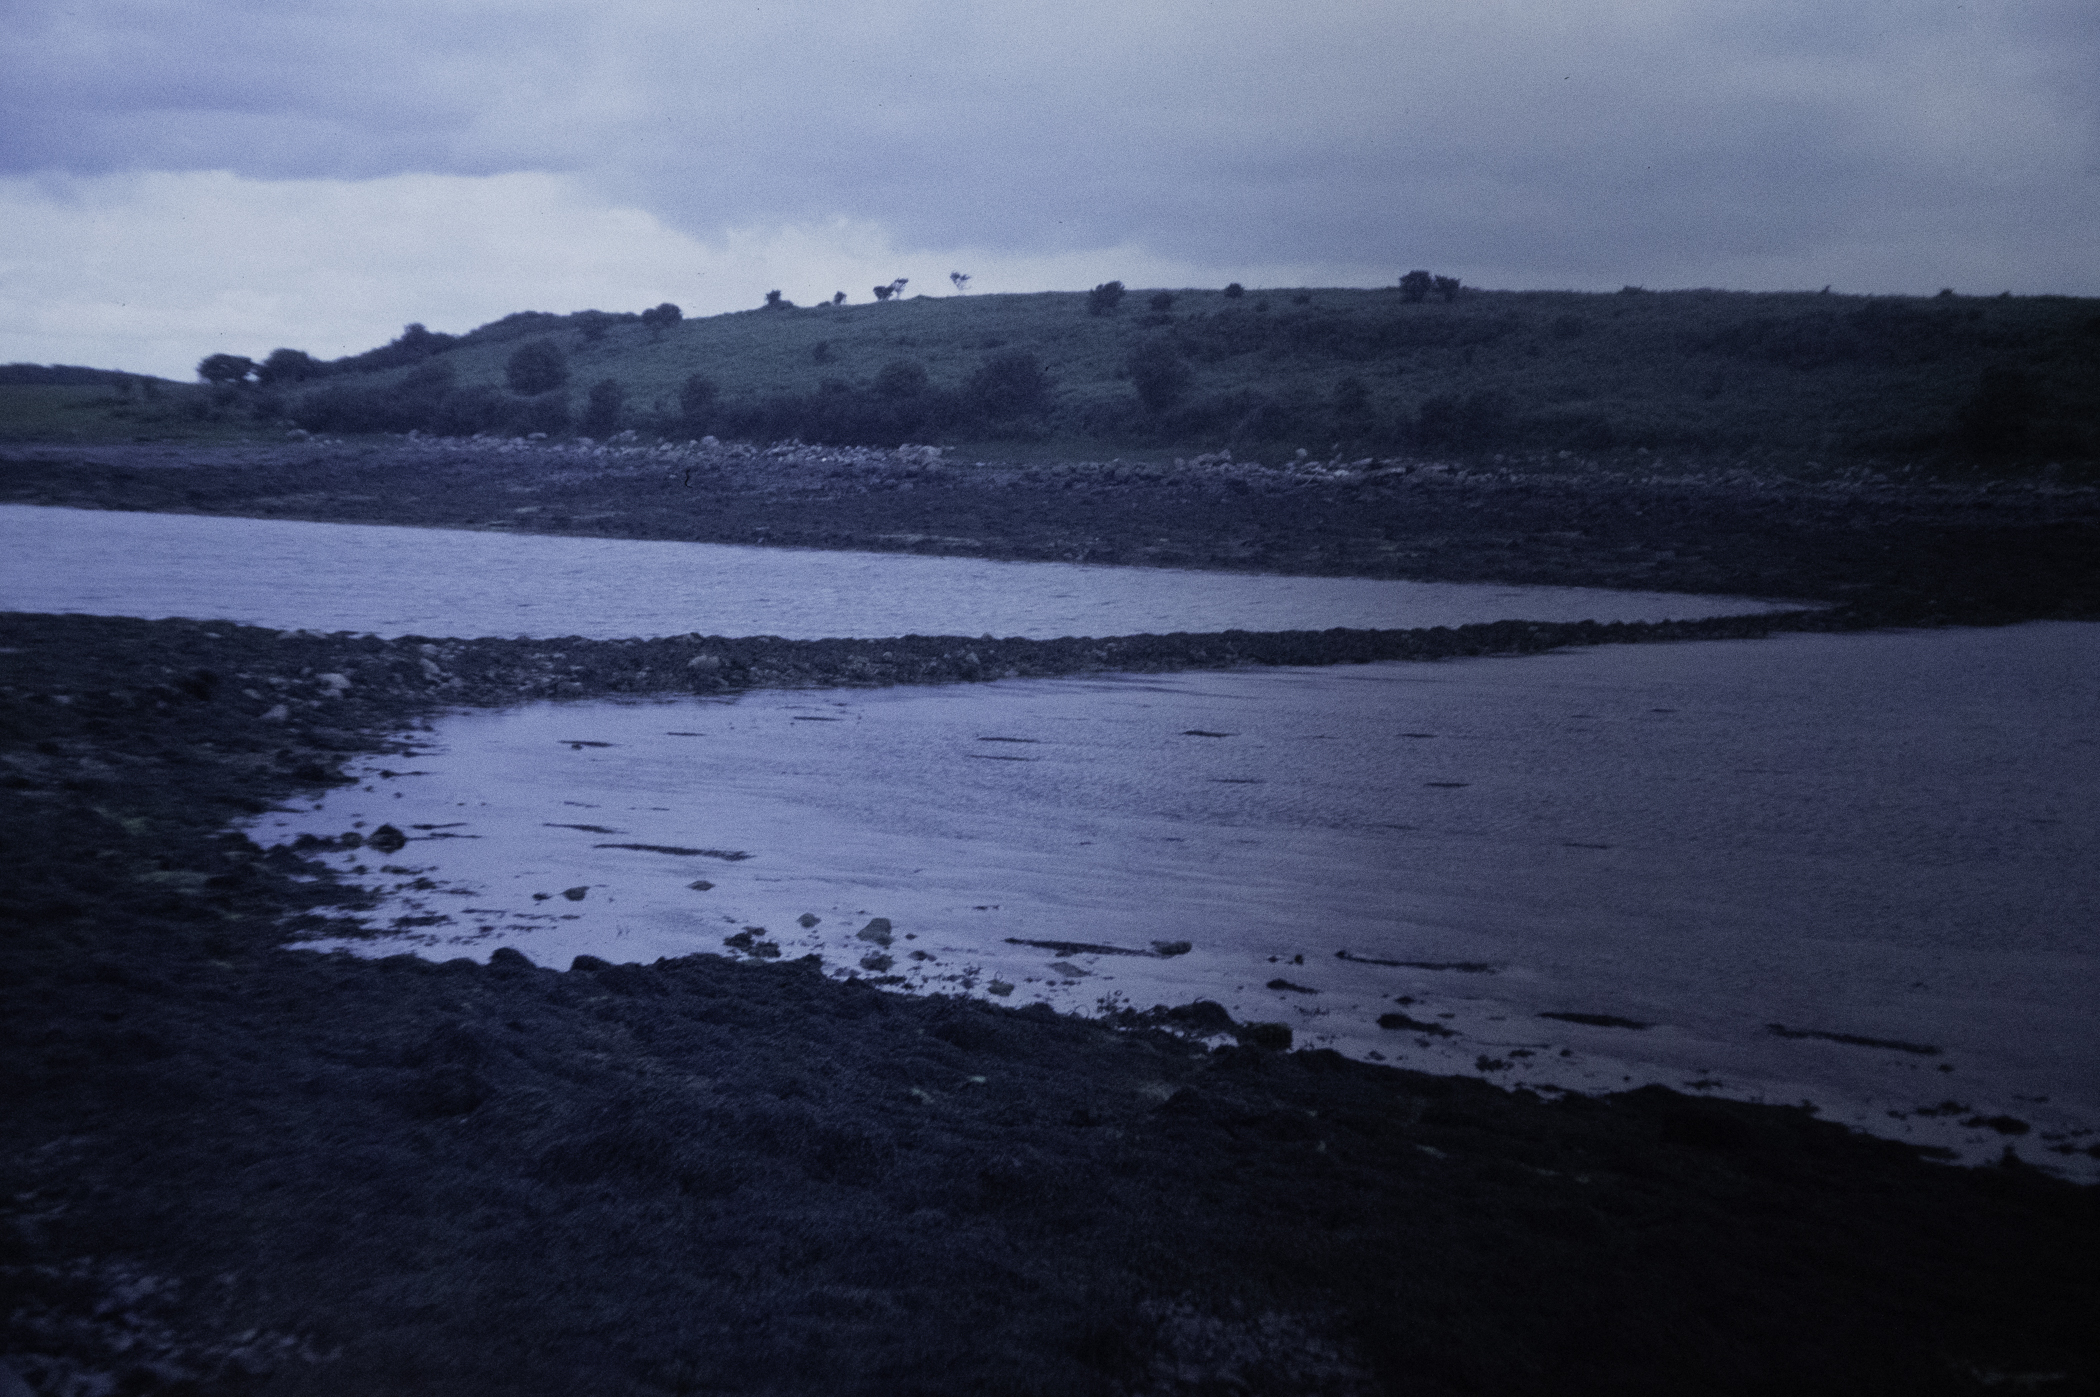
left=260, top=623, right=2100, bottom=1179
left=0, top=504, right=1798, bottom=639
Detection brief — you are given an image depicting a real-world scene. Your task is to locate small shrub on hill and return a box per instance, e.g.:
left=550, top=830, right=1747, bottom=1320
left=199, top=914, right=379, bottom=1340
left=1223, top=283, right=1244, bottom=299
left=394, top=362, right=458, bottom=418
left=524, top=391, right=570, bottom=436
left=432, top=384, right=513, bottom=437
left=583, top=378, right=626, bottom=437
left=1087, top=281, right=1126, bottom=316
left=679, top=374, right=719, bottom=430
left=1126, top=338, right=1191, bottom=414
left=874, top=359, right=930, bottom=399
left=1399, top=270, right=1434, bottom=303
left=507, top=341, right=568, bottom=396
left=196, top=354, right=255, bottom=384
left=964, top=350, right=1052, bottom=422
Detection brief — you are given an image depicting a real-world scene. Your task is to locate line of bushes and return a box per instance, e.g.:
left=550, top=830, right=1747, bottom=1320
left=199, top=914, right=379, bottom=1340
left=276, top=351, right=2077, bottom=463
left=283, top=344, right=1060, bottom=447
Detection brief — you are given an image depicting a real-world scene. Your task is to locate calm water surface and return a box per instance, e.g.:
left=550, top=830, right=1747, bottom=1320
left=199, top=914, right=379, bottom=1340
left=1, top=504, right=1798, bottom=638
left=263, top=624, right=2100, bottom=1177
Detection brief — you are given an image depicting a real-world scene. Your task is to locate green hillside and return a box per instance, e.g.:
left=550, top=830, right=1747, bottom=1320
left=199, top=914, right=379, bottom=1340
left=15, top=286, right=2100, bottom=464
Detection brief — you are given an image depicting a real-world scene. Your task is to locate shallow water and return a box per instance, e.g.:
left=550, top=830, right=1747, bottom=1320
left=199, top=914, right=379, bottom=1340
left=0, top=504, right=1797, bottom=639
left=262, top=623, right=2100, bottom=1177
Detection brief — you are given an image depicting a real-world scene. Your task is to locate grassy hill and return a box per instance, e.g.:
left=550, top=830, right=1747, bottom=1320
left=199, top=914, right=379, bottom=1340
left=11, top=287, right=2099, bottom=465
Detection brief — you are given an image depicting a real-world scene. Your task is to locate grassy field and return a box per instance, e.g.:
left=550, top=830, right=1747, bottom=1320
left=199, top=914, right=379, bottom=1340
left=0, top=383, right=260, bottom=446
left=9, top=286, right=2098, bottom=463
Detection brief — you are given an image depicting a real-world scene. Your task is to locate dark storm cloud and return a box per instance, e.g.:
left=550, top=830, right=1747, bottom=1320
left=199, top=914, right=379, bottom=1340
left=5, top=0, right=2096, bottom=287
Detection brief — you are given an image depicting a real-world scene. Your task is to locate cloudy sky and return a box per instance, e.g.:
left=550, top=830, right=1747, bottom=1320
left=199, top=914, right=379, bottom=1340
left=3, top=0, right=2094, bottom=379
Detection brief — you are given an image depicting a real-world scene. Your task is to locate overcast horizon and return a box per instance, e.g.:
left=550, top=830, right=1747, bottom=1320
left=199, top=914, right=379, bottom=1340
left=4, top=1, right=2095, bottom=381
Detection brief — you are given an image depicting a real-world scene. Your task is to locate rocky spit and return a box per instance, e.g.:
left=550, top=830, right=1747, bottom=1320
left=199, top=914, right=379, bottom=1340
left=4, top=435, right=2097, bottom=615
left=3, top=441, right=2097, bottom=1396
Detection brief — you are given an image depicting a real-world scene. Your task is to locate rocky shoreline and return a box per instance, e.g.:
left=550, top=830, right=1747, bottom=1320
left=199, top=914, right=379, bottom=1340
left=5, top=437, right=2098, bottom=621
left=4, top=445, right=2099, bottom=1394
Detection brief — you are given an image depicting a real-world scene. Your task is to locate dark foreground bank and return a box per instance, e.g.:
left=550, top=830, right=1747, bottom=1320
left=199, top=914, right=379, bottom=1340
left=4, top=608, right=2097, bottom=1397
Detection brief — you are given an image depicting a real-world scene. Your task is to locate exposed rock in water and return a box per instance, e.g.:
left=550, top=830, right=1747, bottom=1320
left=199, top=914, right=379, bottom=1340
left=1540, top=1010, right=1651, bottom=1030
left=1379, top=1011, right=1456, bottom=1037
left=1235, top=1023, right=1293, bottom=1051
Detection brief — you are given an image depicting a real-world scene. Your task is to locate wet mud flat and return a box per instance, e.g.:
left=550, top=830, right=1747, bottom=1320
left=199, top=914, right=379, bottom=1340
left=5, top=611, right=2099, bottom=1395
left=5, top=438, right=2100, bottom=621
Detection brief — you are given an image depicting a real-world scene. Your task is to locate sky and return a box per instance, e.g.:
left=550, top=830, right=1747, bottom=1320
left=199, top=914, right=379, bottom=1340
left=3, top=0, right=2094, bottom=380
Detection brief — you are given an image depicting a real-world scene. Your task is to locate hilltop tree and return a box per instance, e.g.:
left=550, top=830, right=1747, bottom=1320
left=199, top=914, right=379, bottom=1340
left=832, top=291, right=847, bottom=306
left=396, top=323, right=445, bottom=356
left=639, top=302, right=682, bottom=335
left=1087, top=281, right=1126, bottom=316
left=1399, top=270, right=1435, bottom=303
left=506, top=340, right=568, bottom=396
left=763, top=290, right=795, bottom=310
left=256, top=348, right=321, bottom=384
left=872, top=279, right=909, bottom=302
left=196, top=353, right=255, bottom=384
left=1432, top=275, right=1462, bottom=302
left=949, top=272, right=972, bottom=293
left=1222, top=283, right=1244, bottom=299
